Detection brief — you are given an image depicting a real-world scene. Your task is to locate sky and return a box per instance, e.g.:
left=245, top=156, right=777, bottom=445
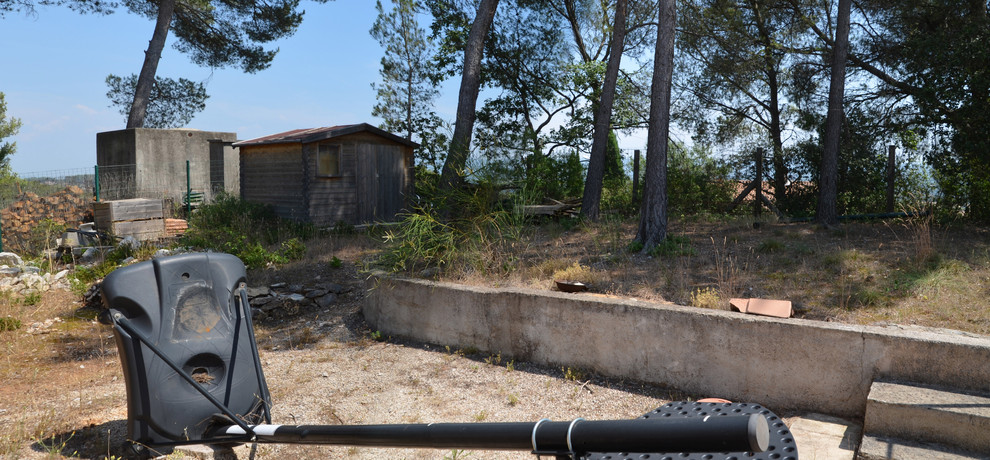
left=0, top=0, right=453, bottom=175
left=0, top=0, right=650, bottom=176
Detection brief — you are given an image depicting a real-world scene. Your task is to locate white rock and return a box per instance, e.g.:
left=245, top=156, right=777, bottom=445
left=0, top=252, right=23, bottom=267
left=120, top=236, right=140, bottom=249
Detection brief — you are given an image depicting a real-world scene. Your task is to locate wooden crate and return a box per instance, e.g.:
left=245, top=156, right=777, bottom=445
left=93, top=198, right=166, bottom=241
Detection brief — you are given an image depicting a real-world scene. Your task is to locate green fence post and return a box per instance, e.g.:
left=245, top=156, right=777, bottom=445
left=94, top=165, right=100, bottom=202
left=186, top=160, right=191, bottom=217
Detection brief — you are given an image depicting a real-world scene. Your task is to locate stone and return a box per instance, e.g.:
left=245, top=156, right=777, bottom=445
left=0, top=267, right=20, bottom=277
left=120, top=236, right=140, bottom=249
left=0, top=252, right=23, bottom=267
left=287, top=293, right=306, bottom=302
left=80, top=248, right=99, bottom=264
left=250, top=295, right=276, bottom=307
left=316, top=293, right=337, bottom=308
left=246, top=286, right=271, bottom=298
left=305, top=289, right=328, bottom=299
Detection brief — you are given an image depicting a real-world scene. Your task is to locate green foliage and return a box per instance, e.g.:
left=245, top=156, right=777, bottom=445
left=21, top=292, right=41, bottom=306
left=647, top=234, right=696, bottom=257
left=376, top=177, right=523, bottom=275
left=105, top=74, right=209, bottom=129
left=604, top=130, right=626, bottom=188
left=180, top=193, right=315, bottom=269
left=666, top=142, right=735, bottom=215
left=371, top=0, right=446, bottom=169
left=26, top=218, right=67, bottom=258
left=521, top=150, right=585, bottom=200
left=0, top=92, right=21, bottom=169
left=0, top=316, right=21, bottom=332
left=329, top=256, right=343, bottom=268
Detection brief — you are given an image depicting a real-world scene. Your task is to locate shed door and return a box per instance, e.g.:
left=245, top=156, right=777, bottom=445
left=357, top=145, right=404, bottom=223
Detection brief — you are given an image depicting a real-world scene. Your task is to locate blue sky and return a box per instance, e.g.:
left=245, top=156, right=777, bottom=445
left=1, top=0, right=651, bottom=176
left=0, top=0, right=465, bottom=174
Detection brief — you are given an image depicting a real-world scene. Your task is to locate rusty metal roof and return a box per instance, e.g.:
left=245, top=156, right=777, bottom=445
left=233, top=123, right=419, bottom=148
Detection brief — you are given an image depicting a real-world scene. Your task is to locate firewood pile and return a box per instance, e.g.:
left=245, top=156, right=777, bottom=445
left=1, top=186, right=93, bottom=254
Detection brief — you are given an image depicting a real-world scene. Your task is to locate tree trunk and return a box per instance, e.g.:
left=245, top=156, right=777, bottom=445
left=815, top=0, right=851, bottom=227
left=126, top=0, right=176, bottom=129
left=750, top=0, right=787, bottom=206
left=438, top=0, right=499, bottom=192
left=580, top=0, right=627, bottom=222
left=636, top=0, right=675, bottom=251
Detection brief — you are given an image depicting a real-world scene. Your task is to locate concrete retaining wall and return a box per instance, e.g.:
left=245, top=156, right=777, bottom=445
left=363, top=276, right=990, bottom=418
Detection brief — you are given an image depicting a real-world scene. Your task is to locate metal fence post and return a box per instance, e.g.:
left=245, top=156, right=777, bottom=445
left=94, top=165, right=100, bottom=202
left=186, top=160, right=191, bottom=217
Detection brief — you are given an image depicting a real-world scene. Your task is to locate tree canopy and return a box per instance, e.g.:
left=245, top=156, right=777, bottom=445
left=106, top=74, right=208, bottom=129
left=0, top=92, right=22, bottom=169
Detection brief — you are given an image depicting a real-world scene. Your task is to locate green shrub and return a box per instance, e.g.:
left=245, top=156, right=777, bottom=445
left=180, top=193, right=314, bottom=269
left=0, top=316, right=21, bottom=332
left=647, top=235, right=696, bottom=257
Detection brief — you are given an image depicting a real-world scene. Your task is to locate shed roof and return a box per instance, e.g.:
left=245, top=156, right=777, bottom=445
left=233, top=123, right=419, bottom=148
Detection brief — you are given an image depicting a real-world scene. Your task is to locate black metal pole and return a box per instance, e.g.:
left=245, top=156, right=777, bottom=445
left=217, top=414, right=767, bottom=456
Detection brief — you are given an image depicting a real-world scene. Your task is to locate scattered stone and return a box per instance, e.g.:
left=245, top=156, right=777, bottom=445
left=0, top=252, right=24, bottom=267
left=287, top=293, right=306, bottom=302
left=270, top=282, right=287, bottom=289
left=80, top=248, right=99, bottom=264
left=316, top=293, right=337, bottom=308
left=288, top=284, right=303, bottom=293
left=154, top=249, right=172, bottom=258
left=120, top=236, right=140, bottom=249
left=304, top=289, right=328, bottom=299
left=0, top=267, right=20, bottom=276
left=249, top=295, right=277, bottom=307
left=246, top=286, right=271, bottom=298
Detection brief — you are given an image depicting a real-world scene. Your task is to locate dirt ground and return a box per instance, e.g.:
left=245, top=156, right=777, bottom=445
left=0, top=252, right=685, bottom=459
left=2, top=216, right=988, bottom=459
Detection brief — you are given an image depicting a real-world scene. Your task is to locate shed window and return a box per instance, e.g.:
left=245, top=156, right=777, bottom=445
left=317, top=144, right=341, bottom=177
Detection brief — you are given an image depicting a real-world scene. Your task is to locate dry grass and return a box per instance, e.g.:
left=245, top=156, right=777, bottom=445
left=427, top=216, right=990, bottom=335
left=0, top=290, right=125, bottom=459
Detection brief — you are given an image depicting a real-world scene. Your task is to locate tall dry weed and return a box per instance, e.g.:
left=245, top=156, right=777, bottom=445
left=901, top=193, right=936, bottom=264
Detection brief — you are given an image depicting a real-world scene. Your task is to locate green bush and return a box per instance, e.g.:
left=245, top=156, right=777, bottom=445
left=180, top=193, right=314, bottom=269
left=0, top=316, right=21, bottom=332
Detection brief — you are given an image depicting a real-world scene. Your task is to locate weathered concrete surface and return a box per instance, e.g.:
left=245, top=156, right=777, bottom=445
left=858, top=435, right=985, bottom=460
left=363, top=276, right=990, bottom=418
left=96, top=128, right=239, bottom=201
left=785, top=413, right=860, bottom=460
left=864, top=381, right=990, bottom=455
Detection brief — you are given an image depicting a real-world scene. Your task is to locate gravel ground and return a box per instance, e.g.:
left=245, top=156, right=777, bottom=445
left=248, top=338, right=675, bottom=460
left=3, top=261, right=681, bottom=459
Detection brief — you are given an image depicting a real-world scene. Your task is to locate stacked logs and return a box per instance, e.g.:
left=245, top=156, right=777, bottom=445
left=1, top=186, right=94, bottom=254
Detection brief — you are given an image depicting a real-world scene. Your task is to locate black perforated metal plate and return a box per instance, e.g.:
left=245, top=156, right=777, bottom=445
left=581, top=401, right=798, bottom=460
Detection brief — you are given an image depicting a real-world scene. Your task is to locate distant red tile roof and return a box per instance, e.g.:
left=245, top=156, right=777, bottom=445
left=233, top=123, right=418, bottom=148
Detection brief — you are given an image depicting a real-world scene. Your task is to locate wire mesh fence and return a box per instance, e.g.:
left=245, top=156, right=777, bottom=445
left=0, top=160, right=231, bottom=255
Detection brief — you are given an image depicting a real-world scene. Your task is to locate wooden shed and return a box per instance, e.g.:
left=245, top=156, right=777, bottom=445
left=234, top=124, right=417, bottom=226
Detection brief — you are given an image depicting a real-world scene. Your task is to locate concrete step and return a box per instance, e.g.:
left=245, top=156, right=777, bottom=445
left=863, top=380, right=990, bottom=456
left=857, top=435, right=985, bottom=460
